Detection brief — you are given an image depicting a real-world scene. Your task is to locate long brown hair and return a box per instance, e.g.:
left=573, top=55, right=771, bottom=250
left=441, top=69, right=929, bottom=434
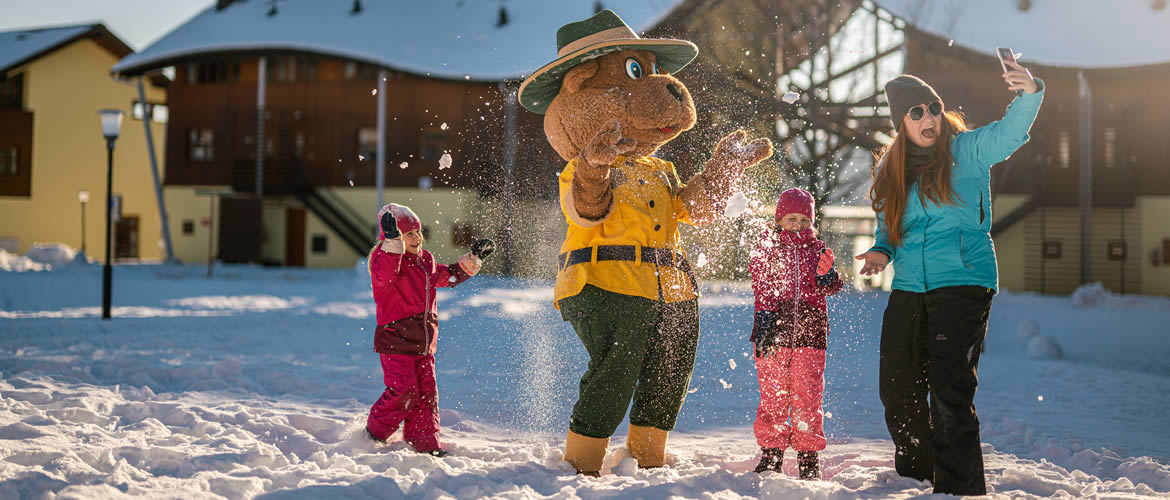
left=869, top=110, right=969, bottom=247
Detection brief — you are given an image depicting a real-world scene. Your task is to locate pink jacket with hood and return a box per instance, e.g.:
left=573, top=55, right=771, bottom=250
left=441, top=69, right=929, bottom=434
left=749, top=189, right=844, bottom=350
left=368, top=204, right=480, bottom=356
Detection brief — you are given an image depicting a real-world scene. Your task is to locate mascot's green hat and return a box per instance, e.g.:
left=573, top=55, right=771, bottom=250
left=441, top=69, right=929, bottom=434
left=518, top=9, right=698, bottom=114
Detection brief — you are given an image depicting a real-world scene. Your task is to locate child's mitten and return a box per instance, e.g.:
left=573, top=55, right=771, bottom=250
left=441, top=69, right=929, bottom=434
left=381, top=211, right=400, bottom=239
left=816, top=248, right=838, bottom=286
left=471, top=238, right=495, bottom=259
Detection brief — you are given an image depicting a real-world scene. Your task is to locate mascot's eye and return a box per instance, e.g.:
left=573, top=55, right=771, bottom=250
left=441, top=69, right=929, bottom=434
left=625, top=58, right=643, bottom=79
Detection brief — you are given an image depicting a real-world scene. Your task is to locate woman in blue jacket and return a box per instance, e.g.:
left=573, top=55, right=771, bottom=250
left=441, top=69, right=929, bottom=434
left=855, top=61, right=1043, bottom=495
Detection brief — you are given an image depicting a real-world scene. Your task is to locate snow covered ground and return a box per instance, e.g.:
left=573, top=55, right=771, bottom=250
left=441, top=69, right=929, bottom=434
left=2, top=247, right=1169, bottom=498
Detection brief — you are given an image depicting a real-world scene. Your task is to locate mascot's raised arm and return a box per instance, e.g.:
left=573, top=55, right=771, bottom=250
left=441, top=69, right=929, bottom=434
left=518, top=9, right=773, bottom=476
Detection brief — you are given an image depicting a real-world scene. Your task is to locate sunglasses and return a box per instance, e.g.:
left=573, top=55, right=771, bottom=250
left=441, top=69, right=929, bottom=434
left=908, top=101, right=943, bottom=121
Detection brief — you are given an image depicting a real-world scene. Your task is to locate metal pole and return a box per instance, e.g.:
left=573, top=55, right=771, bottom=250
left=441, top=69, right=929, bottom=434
left=207, top=194, right=215, bottom=278
left=376, top=69, right=387, bottom=218
left=1077, top=71, right=1093, bottom=284
left=137, top=77, right=175, bottom=262
left=256, top=56, right=267, bottom=199
left=499, top=80, right=517, bottom=275
left=80, top=200, right=86, bottom=254
left=102, top=140, right=114, bottom=319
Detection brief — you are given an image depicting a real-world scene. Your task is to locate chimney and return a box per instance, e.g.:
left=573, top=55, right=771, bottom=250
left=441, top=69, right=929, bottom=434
left=216, top=0, right=236, bottom=11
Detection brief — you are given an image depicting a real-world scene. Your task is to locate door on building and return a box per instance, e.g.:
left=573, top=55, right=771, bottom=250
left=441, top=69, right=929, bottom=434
left=218, top=197, right=262, bottom=263
left=286, top=207, right=306, bottom=267
left=115, top=215, right=139, bottom=260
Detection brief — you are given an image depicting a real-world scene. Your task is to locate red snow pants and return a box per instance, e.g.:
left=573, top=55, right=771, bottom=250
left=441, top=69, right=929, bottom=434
left=366, top=353, right=441, bottom=452
left=753, top=346, right=827, bottom=451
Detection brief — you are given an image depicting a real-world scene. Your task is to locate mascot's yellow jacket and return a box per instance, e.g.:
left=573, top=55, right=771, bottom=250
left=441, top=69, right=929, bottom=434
left=554, top=155, right=699, bottom=307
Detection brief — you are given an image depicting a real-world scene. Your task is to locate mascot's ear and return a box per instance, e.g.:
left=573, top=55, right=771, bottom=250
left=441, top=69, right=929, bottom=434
left=561, top=60, right=599, bottom=94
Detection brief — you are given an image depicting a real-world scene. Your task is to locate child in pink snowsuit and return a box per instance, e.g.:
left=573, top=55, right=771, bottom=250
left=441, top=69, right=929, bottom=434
left=749, top=188, right=844, bottom=479
left=365, top=203, right=494, bottom=456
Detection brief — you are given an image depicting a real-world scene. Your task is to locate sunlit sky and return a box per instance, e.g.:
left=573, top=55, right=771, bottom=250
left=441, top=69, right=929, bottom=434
left=0, top=0, right=213, bottom=51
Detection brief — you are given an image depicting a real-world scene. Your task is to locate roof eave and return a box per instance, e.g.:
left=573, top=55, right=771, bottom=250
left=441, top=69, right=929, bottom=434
left=112, top=44, right=525, bottom=82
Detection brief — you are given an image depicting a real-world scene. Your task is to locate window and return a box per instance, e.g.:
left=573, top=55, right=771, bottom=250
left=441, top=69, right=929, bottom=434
left=1058, top=130, right=1070, bottom=169
left=189, top=129, right=214, bottom=161
left=0, top=147, right=16, bottom=176
left=358, top=128, right=378, bottom=163
left=311, top=235, right=328, bottom=253
left=269, top=56, right=317, bottom=82
left=243, top=135, right=274, bottom=160
left=132, top=101, right=169, bottom=123
left=187, top=60, right=240, bottom=84
left=1043, top=241, right=1062, bottom=259
left=1107, top=240, right=1126, bottom=261
left=270, top=57, right=295, bottom=81
left=296, top=56, right=318, bottom=81
left=1103, top=127, right=1116, bottom=169
left=0, top=73, right=23, bottom=110
left=182, top=220, right=195, bottom=235
left=344, top=61, right=381, bottom=80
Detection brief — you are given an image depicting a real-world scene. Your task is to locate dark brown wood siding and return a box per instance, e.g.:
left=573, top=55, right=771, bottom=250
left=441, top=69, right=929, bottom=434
left=0, top=110, right=33, bottom=197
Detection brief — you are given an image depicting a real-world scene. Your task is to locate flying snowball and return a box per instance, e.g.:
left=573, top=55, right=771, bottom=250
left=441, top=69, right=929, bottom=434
left=782, top=91, right=800, bottom=104
left=438, top=153, right=453, bottom=170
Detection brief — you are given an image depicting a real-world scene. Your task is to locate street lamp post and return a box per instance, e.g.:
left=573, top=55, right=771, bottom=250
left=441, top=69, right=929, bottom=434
left=99, top=109, right=123, bottom=320
left=78, top=190, right=89, bottom=254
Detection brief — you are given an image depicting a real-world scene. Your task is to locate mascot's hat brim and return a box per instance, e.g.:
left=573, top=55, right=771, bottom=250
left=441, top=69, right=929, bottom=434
left=518, top=9, right=697, bottom=114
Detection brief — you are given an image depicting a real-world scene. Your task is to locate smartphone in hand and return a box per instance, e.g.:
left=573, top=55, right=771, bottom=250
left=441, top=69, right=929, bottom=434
left=996, top=47, right=1017, bottom=73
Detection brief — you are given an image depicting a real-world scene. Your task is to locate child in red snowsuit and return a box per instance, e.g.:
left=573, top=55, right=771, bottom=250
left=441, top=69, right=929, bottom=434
left=749, top=188, right=844, bottom=478
left=365, top=203, right=494, bottom=456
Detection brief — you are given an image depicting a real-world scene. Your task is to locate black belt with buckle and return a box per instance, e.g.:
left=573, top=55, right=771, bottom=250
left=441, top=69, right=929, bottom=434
left=557, top=245, right=699, bottom=294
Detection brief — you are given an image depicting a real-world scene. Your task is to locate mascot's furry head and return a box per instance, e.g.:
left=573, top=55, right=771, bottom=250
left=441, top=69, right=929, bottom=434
left=518, top=9, right=699, bottom=161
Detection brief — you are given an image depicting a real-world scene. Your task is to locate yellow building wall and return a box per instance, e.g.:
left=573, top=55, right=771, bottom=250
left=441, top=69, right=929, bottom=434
left=161, top=186, right=225, bottom=266
left=1137, top=196, right=1170, bottom=296
left=0, top=38, right=167, bottom=260
left=156, top=186, right=481, bottom=268
left=990, top=194, right=1030, bottom=293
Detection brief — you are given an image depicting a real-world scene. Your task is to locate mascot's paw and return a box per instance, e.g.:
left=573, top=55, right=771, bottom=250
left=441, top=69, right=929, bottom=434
left=710, top=129, right=774, bottom=175
left=581, top=119, right=638, bottom=173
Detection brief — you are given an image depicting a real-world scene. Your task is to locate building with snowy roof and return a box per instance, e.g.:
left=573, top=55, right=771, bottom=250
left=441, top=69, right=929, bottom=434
left=109, top=0, right=687, bottom=271
left=0, top=23, right=169, bottom=262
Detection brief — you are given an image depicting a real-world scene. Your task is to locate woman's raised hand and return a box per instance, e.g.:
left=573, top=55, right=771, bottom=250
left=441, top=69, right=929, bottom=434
left=854, top=250, right=890, bottom=276
left=1003, top=60, right=1038, bottom=94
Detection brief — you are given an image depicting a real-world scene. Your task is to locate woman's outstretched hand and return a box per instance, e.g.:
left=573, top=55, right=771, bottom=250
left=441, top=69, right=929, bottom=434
left=854, top=250, right=890, bottom=276
left=1003, top=60, right=1038, bottom=94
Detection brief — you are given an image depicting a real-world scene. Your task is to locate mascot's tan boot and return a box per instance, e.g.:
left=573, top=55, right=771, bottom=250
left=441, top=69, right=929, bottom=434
left=565, top=430, right=609, bottom=476
left=627, top=424, right=669, bottom=468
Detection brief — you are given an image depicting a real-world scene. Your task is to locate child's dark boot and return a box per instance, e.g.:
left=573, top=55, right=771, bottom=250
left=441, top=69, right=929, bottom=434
left=753, top=447, right=784, bottom=473
left=797, top=451, right=820, bottom=479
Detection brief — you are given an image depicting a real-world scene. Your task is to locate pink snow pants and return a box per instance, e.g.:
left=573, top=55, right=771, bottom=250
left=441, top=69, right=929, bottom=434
left=753, top=346, right=827, bottom=452
left=366, top=353, right=440, bottom=452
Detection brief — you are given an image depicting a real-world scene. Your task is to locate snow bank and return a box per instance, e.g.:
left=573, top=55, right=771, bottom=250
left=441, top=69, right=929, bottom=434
left=0, top=249, right=48, bottom=272
left=24, top=242, right=77, bottom=267
left=0, top=243, right=93, bottom=272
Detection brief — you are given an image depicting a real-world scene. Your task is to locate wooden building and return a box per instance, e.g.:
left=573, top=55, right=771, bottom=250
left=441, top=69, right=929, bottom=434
left=110, top=0, right=696, bottom=270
